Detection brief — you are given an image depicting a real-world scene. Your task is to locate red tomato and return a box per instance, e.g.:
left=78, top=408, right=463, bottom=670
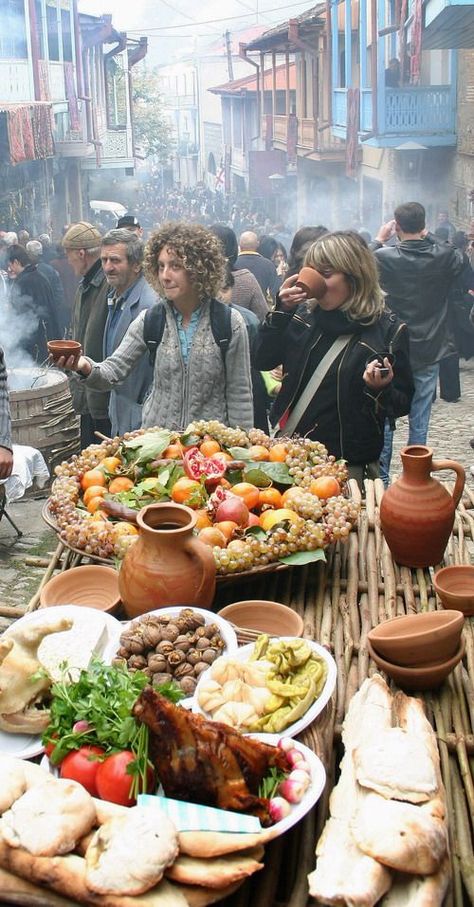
left=95, top=751, right=138, bottom=807
left=44, top=734, right=59, bottom=760
left=59, top=745, right=105, bottom=796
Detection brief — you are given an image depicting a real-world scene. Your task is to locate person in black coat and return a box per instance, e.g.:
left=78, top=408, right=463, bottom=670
left=253, top=231, right=414, bottom=486
left=7, top=244, right=60, bottom=362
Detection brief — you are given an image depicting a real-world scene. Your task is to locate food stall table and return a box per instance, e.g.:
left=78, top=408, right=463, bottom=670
left=15, top=480, right=474, bottom=906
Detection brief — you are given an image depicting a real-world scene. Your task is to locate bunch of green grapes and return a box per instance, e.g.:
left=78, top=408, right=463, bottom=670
left=322, top=495, right=360, bottom=541
left=192, top=420, right=250, bottom=449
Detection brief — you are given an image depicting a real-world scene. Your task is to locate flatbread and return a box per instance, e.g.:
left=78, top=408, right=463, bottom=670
left=165, top=846, right=265, bottom=889
left=353, top=727, right=438, bottom=802
left=178, top=830, right=267, bottom=857
left=380, top=857, right=450, bottom=906
left=1, top=780, right=96, bottom=857
left=0, top=757, right=27, bottom=815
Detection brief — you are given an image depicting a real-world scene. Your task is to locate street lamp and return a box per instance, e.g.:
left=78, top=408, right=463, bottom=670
left=268, top=172, right=285, bottom=222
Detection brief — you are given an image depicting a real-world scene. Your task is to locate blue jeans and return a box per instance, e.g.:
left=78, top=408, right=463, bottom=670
left=380, top=363, right=440, bottom=486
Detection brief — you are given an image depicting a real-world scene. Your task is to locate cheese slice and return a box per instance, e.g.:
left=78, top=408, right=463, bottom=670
left=38, top=611, right=109, bottom=681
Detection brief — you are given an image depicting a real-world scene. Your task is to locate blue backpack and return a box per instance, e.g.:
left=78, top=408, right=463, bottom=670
left=143, top=300, right=232, bottom=367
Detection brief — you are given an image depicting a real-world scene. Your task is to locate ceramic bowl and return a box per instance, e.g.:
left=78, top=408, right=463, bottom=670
left=367, top=610, right=464, bottom=667
left=367, top=636, right=465, bottom=691
left=218, top=600, right=304, bottom=637
left=47, top=340, right=82, bottom=366
left=296, top=267, right=327, bottom=299
left=433, top=565, right=474, bottom=616
left=39, top=565, right=121, bottom=613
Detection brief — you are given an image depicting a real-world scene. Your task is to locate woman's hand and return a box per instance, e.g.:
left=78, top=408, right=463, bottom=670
left=363, top=357, right=394, bottom=390
left=52, top=354, right=92, bottom=376
left=278, top=274, right=308, bottom=311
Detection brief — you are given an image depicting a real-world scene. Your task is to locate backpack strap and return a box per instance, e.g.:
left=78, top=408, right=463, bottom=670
left=209, top=298, right=232, bottom=363
left=143, top=303, right=166, bottom=367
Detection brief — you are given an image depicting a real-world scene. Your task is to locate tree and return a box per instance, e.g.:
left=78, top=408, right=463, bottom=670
left=132, top=67, right=175, bottom=163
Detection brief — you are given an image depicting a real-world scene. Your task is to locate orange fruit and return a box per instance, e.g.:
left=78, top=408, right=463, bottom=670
left=102, top=456, right=122, bottom=474
left=81, top=469, right=106, bottom=490
left=86, top=495, right=105, bottom=514
left=258, top=487, right=283, bottom=509
left=83, top=484, right=107, bottom=505
left=281, top=486, right=305, bottom=507
left=215, top=451, right=232, bottom=462
left=310, top=476, right=341, bottom=499
left=171, top=477, right=202, bottom=506
left=198, top=527, right=227, bottom=548
left=199, top=439, right=221, bottom=457
left=260, top=508, right=300, bottom=532
left=269, top=443, right=288, bottom=462
left=231, top=482, right=260, bottom=510
left=247, top=444, right=270, bottom=461
left=195, top=508, right=212, bottom=530
left=163, top=443, right=183, bottom=459
left=113, top=522, right=139, bottom=537
left=108, top=476, right=135, bottom=494
left=214, top=520, right=239, bottom=541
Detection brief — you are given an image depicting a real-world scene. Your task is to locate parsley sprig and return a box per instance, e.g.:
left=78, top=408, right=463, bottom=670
left=258, top=766, right=287, bottom=800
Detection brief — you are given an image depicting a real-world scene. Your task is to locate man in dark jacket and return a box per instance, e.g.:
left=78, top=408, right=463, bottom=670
left=372, top=202, right=463, bottom=481
left=7, top=244, right=60, bottom=363
left=235, top=231, right=280, bottom=304
left=26, top=240, right=68, bottom=336
left=62, top=222, right=111, bottom=447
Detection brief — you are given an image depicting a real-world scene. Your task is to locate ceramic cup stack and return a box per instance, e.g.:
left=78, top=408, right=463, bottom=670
left=367, top=611, right=465, bottom=691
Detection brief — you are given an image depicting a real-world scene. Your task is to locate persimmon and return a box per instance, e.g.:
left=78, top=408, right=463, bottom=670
left=260, top=508, right=300, bottom=531
left=199, top=439, right=221, bottom=457
left=171, top=477, right=202, bottom=506
left=195, top=508, right=212, bottom=530
left=281, top=486, right=305, bottom=507
left=310, top=476, right=341, bottom=499
left=86, top=496, right=105, bottom=514
left=247, top=444, right=270, bottom=461
left=198, top=527, right=227, bottom=548
left=81, top=469, right=106, bottom=490
left=268, top=443, right=288, bottom=462
left=101, top=456, right=122, bottom=474
left=108, top=477, right=135, bottom=494
left=90, top=510, right=109, bottom=522
left=163, top=443, right=183, bottom=459
left=83, top=485, right=107, bottom=505
left=231, top=482, right=260, bottom=510
left=258, top=487, right=283, bottom=509
left=213, top=520, right=239, bottom=541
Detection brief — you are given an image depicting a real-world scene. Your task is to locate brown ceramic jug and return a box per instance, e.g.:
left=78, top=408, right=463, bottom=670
left=118, top=503, right=216, bottom=618
left=380, top=445, right=465, bottom=568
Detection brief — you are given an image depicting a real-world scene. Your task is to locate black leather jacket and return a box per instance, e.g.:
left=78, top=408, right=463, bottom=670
left=253, top=304, right=414, bottom=465
left=373, top=235, right=463, bottom=367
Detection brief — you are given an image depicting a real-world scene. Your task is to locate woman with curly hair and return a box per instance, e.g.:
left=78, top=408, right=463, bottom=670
left=253, top=231, right=414, bottom=484
left=58, top=222, right=253, bottom=431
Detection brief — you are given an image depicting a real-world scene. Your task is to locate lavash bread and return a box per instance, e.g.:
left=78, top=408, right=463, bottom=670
left=1, top=779, right=96, bottom=856
left=85, top=806, right=179, bottom=895
left=165, top=846, right=265, bottom=888
left=380, top=857, right=450, bottom=907
left=311, top=816, right=392, bottom=906
left=353, top=727, right=438, bottom=802
left=0, top=757, right=27, bottom=813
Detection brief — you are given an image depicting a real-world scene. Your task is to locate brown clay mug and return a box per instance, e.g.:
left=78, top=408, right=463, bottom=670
left=296, top=267, right=327, bottom=299
left=48, top=340, right=82, bottom=367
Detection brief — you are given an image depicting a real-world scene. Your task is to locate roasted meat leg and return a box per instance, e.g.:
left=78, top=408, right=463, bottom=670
left=133, top=687, right=288, bottom=825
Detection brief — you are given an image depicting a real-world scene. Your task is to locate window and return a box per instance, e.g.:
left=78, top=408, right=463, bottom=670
left=105, top=55, right=127, bottom=129
left=0, top=0, right=27, bottom=59
left=46, top=0, right=59, bottom=61
left=61, top=8, right=72, bottom=62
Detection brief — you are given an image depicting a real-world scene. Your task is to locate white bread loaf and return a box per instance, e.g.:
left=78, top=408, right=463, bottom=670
left=38, top=610, right=109, bottom=680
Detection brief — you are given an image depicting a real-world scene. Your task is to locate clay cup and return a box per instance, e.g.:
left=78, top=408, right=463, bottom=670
left=296, top=267, right=327, bottom=299
left=48, top=340, right=82, bottom=367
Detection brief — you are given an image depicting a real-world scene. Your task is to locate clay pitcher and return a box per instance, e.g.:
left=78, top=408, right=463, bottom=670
left=380, top=445, right=465, bottom=568
left=118, top=503, right=216, bottom=618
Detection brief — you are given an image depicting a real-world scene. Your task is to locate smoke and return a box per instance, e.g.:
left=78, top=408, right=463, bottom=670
left=0, top=280, right=41, bottom=371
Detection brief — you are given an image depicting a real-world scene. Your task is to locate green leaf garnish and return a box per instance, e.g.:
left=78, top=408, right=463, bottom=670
left=279, top=549, right=327, bottom=565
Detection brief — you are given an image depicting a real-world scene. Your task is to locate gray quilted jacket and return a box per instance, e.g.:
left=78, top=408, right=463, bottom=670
left=82, top=299, right=254, bottom=431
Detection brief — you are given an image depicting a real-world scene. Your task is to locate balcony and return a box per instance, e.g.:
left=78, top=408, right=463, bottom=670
left=424, top=0, right=474, bottom=50
left=0, top=60, right=33, bottom=102
left=264, top=114, right=345, bottom=160
left=333, top=85, right=456, bottom=147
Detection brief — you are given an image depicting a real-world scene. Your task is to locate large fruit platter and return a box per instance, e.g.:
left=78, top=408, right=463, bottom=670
left=47, top=421, right=359, bottom=577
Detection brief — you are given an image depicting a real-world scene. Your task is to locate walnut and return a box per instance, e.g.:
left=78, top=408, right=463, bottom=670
left=174, top=635, right=192, bottom=652
left=194, top=626, right=209, bottom=639
left=209, top=635, right=225, bottom=649
left=152, top=672, right=173, bottom=687
left=173, top=662, right=194, bottom=679
left=195, top=636, right=211, bottom=650
left=186, top=648, right=201, bottom=666
left=119, top=632, right=144, bottom=655
left=167, top=650, right=186, bottom=667
left=179, top=609, right=205, bottom=631
left=147, top=653, right=167, bottom=673
left=112, top=656, right=126, bottom=668
left=141, top=624, right=163, bottom=648
left=127, top=654, right=147, bottom=670
left=200, top=648, right=218, bottom=664
left=179, top=676, right=198, bottom=695
left=193, top=661, right=210, bottom=677
left=156, top=640, right=174, bottom=656
left=116, top=646, right=129, bottom=659
left=160, top=624, right=180, bottom=642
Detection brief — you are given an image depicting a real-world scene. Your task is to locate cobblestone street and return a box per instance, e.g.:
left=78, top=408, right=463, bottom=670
left=0, top=359, right=473, bottom=629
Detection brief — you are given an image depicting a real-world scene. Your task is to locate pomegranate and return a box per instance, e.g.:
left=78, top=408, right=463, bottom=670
left=215, top=494, right=249, bottom=527
left=183, top=447, right=226, bottom=482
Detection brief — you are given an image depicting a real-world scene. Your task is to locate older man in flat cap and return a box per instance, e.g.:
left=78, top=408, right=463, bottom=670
left=62, top=222, right=111, bottom=446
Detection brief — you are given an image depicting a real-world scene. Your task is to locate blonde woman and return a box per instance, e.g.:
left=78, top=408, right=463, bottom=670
left=57, top=223, right=253, bottom=431
left=253, top=231, right=414, bottom=483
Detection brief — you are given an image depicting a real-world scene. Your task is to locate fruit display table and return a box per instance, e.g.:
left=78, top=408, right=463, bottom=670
left=20, top=480, right=474, bottom=906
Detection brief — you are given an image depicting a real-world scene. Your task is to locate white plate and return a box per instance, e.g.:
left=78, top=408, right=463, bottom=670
left=0, top=606, right=123, bottom=760
left=193, top=637, right=337, bottom=738
left=103, top=606, right=239, bottom=706
left=250, top=734, right=326, bottom=836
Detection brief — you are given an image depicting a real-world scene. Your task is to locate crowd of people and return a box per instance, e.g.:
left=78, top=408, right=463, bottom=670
left=0, top=199, right=473, bottom=489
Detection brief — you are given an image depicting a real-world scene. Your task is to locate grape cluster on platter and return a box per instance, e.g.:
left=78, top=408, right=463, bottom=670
left=49, top=422, right=360, bottom=576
